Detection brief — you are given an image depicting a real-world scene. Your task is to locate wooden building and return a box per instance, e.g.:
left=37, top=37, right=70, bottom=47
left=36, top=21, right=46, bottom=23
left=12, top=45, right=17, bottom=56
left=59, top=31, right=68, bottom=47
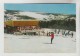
left=4, top=20, right=40, bottom=34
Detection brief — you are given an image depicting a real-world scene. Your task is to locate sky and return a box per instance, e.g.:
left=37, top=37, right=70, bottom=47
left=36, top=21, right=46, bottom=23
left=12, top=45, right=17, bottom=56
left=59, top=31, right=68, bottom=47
left=4, top=3, right=76, bottom=14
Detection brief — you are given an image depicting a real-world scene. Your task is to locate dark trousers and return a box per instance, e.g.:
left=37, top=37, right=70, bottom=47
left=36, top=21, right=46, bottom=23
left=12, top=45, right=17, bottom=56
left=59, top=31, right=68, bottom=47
left=51, top=38, right=53, bottom=44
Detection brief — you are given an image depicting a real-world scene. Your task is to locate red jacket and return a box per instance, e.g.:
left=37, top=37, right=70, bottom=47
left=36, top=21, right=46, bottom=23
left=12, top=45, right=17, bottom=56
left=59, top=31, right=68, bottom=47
left=51, top=34, right=54, bottom=38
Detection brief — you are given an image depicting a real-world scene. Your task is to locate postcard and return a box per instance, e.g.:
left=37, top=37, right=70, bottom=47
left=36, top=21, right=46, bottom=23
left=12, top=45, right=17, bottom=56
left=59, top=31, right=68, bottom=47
left=4, top=3, right=76, bottom=53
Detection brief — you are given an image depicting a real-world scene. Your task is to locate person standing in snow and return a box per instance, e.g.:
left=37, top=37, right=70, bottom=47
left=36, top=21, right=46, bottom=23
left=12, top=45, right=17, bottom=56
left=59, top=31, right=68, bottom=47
left=50, top=32, right=54, bottom=44
left=71, top=32, right=73, bottom=38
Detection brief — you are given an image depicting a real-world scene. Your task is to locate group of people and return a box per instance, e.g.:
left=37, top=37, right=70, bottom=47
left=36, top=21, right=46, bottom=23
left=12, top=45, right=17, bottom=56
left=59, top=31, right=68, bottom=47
left=50, top=31, right=74, bottom=44
left=49, top=29, right=74, bottom=44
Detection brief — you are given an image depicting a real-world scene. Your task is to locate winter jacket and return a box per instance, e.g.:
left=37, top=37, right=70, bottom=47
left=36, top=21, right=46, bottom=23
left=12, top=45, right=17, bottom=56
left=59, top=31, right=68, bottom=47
left=51, top=34, right=54, bottom=38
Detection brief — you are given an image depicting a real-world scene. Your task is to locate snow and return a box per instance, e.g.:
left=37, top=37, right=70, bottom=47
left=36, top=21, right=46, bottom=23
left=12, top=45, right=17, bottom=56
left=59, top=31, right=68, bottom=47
left=4, top=32, right=76, bottom=53
left=19, top=12, right=48, bottom=20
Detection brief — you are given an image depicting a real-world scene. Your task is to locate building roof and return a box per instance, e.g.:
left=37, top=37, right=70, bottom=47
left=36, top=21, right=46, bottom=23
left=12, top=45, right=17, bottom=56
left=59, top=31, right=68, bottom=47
left=5, top=20, right=39, bottom=27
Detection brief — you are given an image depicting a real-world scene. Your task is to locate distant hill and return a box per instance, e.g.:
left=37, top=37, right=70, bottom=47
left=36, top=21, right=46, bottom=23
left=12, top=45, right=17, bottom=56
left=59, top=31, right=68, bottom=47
left=4, top=10, right=76, bottom=21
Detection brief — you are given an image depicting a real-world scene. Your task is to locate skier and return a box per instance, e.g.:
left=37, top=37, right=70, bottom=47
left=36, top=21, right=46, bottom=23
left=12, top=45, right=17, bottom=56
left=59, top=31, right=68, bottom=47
left=50, top=32, right=54, bottom=44
left=47, top=31, right=49, bottom=36
left=71, top=32, right=73, bottom=38
left=54, top=29, right=56, bottom=34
